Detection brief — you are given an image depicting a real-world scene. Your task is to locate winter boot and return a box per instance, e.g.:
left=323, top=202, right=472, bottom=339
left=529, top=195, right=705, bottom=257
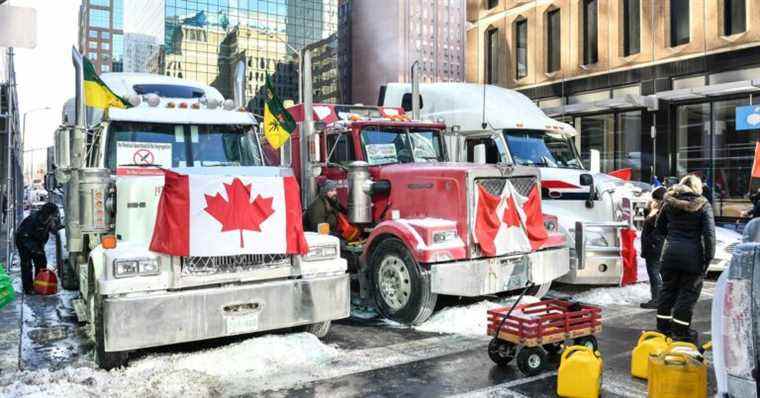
left=640, top=299, right=658, bottom=309
left=670, top=322, right=697, bottom=344
left=656, top=316, right=671, bottom=336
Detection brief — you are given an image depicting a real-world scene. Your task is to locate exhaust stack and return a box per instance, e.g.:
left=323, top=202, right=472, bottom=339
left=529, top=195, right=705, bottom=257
left=411, top=61, right=420, bottom=120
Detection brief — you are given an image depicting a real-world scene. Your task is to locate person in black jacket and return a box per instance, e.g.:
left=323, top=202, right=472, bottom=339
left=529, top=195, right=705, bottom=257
left=741, top=188, right=760, bottom=219
left=640, top=186, right=666, bottom=309
left=15, top=202, right=62, bottom=294
left=654, top=175, right=716, bottom=341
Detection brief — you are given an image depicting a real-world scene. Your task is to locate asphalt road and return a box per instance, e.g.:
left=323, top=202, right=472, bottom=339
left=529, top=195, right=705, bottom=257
left=11, top=279, right=717, bottom=398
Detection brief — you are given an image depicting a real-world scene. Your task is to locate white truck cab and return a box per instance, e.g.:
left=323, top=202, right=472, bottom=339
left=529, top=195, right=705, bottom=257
left=51, top=52, right=349, bottom=369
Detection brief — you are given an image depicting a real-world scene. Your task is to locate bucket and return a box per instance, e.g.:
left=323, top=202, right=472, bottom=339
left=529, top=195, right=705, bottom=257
left=631, top=331, right=669, bottom=379
left=557, top=345, right=603, bottom=398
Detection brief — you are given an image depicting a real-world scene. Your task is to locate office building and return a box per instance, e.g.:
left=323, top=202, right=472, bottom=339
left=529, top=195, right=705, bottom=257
left=79, top=0, right=125, bottom=73
left=467, top=0, right=760, bottom=219
left=345, top=0, right=467, bottom=105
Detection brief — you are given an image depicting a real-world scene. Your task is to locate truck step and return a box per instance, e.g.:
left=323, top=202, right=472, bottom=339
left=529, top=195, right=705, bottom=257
left=71, top=299, right=89, bottom=323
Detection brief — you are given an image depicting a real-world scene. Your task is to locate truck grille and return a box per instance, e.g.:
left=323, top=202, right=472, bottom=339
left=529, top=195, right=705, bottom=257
left=477, top=176, right=537, bottom=197
left=181, top=253, right=290, bottom=275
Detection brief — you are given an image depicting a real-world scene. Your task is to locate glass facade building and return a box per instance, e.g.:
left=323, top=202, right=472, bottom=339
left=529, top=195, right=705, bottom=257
left=79, top=0, right=125, bottom=73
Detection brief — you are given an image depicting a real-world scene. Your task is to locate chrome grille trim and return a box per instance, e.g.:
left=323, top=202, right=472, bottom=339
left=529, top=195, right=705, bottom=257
left=476, top=176, right=537, bottom=197
left=182, top=253, right=290, bottom=275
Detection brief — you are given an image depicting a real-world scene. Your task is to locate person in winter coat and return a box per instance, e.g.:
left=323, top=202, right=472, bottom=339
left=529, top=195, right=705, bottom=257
left=741, top=188, right=760, bottom=219
left=304, top=180, right=343, bottom=234
left=15, top=202, right=62, bottom=294
left=654, top=175, right=716, bottom=341
left=640, top=186, right=667, bottom=309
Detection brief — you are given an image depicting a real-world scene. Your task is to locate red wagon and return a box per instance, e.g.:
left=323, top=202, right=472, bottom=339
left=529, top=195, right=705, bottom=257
left=486, top=299, right=602, bottom=376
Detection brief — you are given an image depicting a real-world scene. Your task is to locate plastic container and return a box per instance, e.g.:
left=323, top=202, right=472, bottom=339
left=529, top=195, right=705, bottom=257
left=557, top=345, right=603, bottom=398
left=647, top=344, right=707, bottom=398
left=631, top=331, right=669, bottom=379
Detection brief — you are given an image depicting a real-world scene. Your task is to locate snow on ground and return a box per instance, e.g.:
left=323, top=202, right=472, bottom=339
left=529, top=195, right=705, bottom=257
left=0, top=333, right=340, bottom=398
left=414, top=296, right=540, bottom=336
left=572, top=282, right=651, bottom=307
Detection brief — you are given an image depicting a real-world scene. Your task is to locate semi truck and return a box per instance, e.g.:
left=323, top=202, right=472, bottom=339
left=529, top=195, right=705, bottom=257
left=50, top=49, right=350, bottom=369
left=265, top=102, right=569, bottom=325
left=381, top=82, right=741, bottom=283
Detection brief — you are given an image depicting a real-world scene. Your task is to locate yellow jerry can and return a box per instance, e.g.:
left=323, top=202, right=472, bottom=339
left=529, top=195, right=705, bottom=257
left=647, top=344, right=707, bottom=398
left=557, top=345, right=603, bottom=398
left=630, top=331, right=669, bottom=379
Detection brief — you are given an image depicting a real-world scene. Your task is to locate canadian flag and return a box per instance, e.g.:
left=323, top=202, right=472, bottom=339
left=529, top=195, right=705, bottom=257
left=150, top=169, right=308, bottom=257
left=474, top=182, right=548, bottom=257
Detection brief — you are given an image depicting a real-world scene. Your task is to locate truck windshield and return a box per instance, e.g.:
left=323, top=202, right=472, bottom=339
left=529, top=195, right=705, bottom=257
left=503, top=130, right=583, bottom=169
left=360, top=127, right=445, bottom=165
left=105, top=121, right=262, bottom=169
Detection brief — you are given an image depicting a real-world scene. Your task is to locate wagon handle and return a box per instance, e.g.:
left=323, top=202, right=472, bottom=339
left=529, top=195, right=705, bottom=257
left=491, top=282, right=535, bottom=342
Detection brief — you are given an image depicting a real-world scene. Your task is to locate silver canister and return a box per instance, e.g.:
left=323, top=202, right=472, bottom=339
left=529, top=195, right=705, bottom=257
left=78, top=168, right=112, bottom=233
left=347, top=161, right=373, bottom=224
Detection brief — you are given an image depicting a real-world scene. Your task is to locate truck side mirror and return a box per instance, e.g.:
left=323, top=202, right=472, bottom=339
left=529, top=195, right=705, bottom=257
left=580, top=173, right=596, bottom=209
left=579, top=174, right=594, bottom=186
left=473, top=144, right=487, bottom=165
left=54, top=127, right=72, bottom=184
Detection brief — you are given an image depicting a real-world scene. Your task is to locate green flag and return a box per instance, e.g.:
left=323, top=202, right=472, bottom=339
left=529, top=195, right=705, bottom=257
left=263, top=75, right=297, bottom=149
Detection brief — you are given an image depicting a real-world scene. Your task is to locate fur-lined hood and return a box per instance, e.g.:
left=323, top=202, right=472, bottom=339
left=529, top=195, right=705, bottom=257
left=664, top=184, right=708, bottom=213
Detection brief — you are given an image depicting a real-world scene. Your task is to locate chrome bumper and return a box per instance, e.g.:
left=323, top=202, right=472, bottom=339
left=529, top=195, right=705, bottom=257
left=558, top=249, right=623, bottom=285
left=102, top=274, right=350, bottom=352
left=429, top=247, right=569, bottom=297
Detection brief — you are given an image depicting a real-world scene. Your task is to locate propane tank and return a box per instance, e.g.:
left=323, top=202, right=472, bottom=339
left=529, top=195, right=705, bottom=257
left=347, top=161, right=372, bottom=224
left=78, top=168, right=113, bottom=233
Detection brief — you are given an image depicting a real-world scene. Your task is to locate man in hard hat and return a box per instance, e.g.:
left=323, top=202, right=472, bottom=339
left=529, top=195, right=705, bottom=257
left=15, top=202, right=63, bottom=294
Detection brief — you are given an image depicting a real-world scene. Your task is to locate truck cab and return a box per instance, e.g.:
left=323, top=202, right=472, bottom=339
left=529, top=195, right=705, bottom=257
left=267, top=103, right=569, bottom=325
left=52, top=60, right=349, bottom=369
left=381, top=83, right=650, bottom=285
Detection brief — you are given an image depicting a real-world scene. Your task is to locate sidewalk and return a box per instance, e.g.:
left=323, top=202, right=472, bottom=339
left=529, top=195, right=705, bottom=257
left=0, top=272, right=21, bottom=373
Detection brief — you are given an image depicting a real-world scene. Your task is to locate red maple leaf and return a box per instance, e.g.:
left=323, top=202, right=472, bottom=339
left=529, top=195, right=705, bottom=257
left=204, top=178, right=275, bottom=248
left=502, top=195, right=522, bottom=228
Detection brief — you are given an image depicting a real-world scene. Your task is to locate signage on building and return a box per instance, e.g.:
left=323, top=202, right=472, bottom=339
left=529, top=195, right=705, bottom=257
left=736, top=105, right=760, bottom=131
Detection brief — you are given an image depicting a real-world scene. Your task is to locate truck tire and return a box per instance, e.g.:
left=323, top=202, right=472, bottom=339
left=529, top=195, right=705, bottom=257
left=94, top=295, right=129, bottom=370
left=61, top=258, right=79, bottom=291
left=369, top=238, right=437, bottom=325
left=302, top=321, right=331, bottom=339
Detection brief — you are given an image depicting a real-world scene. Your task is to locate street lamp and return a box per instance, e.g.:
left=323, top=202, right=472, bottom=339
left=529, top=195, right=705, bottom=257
left=22, top=107, right=51, bottom=184
left=264, top=31, right=303, bottom=104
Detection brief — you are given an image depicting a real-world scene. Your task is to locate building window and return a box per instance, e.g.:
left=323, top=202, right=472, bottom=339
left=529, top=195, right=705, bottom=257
left=623, top=0, right=640, bottom=56
left=515, top=19, right=528, bottom=79
left=582, top=0, right=598, bottom=65
left=487, top=0, right=498, bottom=9
left=547, top=9, right=561, bottom=73
left=88, top=41, right=98, bottom=49
left=90, top=0, right=109, bottom=6
left=88, top=30, right=98, bottom=39
left=670, top=0, right=690, bottom=46
left=89, top=9, right=110, bottom=29
left=724, top=0, right=746, bottom=36
left=486, top=28, right=498, bottom=84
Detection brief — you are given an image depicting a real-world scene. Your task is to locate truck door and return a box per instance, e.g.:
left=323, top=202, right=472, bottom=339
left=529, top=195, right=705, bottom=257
left=464, top=136, right=502, bottom=163
left=324, top=132, right=356, bottom=206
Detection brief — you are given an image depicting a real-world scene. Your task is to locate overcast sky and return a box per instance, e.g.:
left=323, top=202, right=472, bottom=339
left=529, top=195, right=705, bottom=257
left=11, top=0, right=81, bottom=150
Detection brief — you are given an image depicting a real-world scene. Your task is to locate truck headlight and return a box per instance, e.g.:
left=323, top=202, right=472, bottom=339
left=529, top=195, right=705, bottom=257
left=113, top=258, right=160, bottom=278
left=304, top=245, right=338, bottom=262
left=544, top=220, right=558, bottom=232
left=432, top=230, right=457, bottom=244
left=585, top=230, right=609, bottom=247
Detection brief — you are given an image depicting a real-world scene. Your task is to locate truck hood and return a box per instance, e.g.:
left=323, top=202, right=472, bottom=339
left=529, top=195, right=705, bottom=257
left=540, top=167, right=650, bottom=198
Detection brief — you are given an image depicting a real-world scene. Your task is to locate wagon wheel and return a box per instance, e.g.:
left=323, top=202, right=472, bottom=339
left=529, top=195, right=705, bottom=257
left=488, top=339, right=517, bottom=367
left=542, top=342, right=563, bottom=355
left=517, top=347, right=547, bottom=376
left=573, top=335, right=599, bottom=352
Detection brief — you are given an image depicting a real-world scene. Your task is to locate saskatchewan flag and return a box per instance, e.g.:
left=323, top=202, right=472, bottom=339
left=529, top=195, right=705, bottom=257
left=264, top=75, right=296, bottom=149
left=83, top=57, right=130, bottom=109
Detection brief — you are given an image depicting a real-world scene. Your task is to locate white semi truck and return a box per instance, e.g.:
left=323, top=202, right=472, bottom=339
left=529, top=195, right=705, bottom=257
left=51, top=50, right=350, bottom=369
left=381, top=83, right=740, bottom=284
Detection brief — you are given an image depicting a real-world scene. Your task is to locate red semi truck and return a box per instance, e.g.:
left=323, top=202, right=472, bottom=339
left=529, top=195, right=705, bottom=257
left=264, top=103, right=569, bottom=325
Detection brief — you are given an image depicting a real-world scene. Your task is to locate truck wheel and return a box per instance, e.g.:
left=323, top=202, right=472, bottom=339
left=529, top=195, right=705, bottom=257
left=573, top=335, right=599, bottom=352
left=61, top=258, right=79, bottom=291
left=369, top=238, right=437, bottom=325
left=516, top=347, right=547, bottom=376
left=94, top=295, right=128, bottom=370
left=488, top=339, right=516, bottom=367
left=302, top=321, right=331, bottom=339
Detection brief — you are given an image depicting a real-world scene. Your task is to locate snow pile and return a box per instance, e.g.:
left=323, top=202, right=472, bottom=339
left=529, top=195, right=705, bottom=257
left=414, top=296, right=540, bottom=336
left=0, top=333, right=340, bottom=398
left=572, top=282, right=651, bottom=306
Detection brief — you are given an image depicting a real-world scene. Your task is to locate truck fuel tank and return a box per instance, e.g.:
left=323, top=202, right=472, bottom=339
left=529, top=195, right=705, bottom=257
left=347, top=161, right=373, bottom=224
left=78, top=168, right=112, bottom=233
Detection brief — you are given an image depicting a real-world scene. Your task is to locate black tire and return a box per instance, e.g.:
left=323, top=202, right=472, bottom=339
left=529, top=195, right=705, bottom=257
left=543, top=342, right=563, bottom=355
left=488, top=339, right=516, bottom=367
left=61, top=258, right=79, bottom=291
left=302, top=321, right=331, bottom=339
left=369, top=238, right=437, bottom=325
left=94, top=295, right=129, bottom=370
left=516, top=347, right=547, bottom=376
left=574, top=335, right=599, bottom=352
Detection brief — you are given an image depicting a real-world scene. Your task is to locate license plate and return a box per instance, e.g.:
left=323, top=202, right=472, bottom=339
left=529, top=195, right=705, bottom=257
left=226, top=313, right=259, bottom=335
